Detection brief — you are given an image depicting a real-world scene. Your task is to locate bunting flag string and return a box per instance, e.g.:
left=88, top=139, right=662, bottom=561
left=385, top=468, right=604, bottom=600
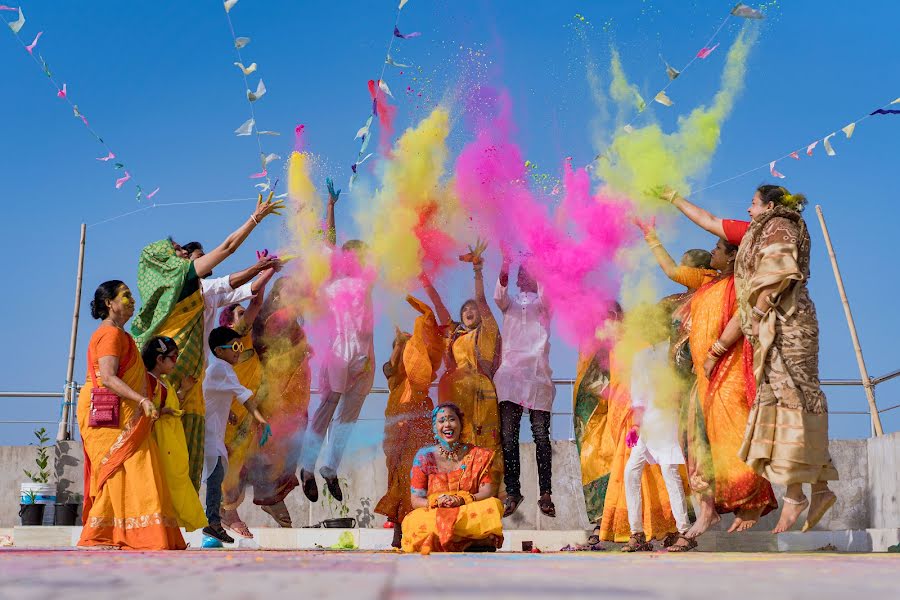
left=87, top=192, right=288, bottom=229
left=347, top=0, right=420, bottom=190
left=692, top=95, right=900, bottom=195
left=222, top=0, right=278, bottom=185
left=621, top=3, right=765, bottom=131
left=1, top=5, right=157, bottom=201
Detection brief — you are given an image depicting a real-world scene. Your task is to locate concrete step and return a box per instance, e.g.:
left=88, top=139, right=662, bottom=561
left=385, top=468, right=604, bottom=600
left=7, top=526, right=900, bottom=552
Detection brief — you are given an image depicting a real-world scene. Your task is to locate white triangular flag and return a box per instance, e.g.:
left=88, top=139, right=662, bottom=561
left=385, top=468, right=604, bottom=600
left=891, top=98, right=900, bottom=105
left=235, top=118, right=254, bottom=136
left=399, top=0, right=410, bottom=9
left=385, top=54, right=410, bottom=68
left=234, top=37, right=250, bottom=49
left=769, top=161, right=785, bottom=179
left=623, top=125, right=634, bottom=133
left=234, top=61, right=257, bottom=75
left=262, top=153, right=281, bottom=167
left=357, top=153, right=374, bottom=166
left=806, top=141, right=818, bottom=156
left=258, top=130, right=280, bottom=136
left=841, top=122, right=856, bottom=139
left=247, top=80, right=266, bottom=102
left=654, top=90, right=673, bottom=107
left=823, top=133, right=836, bottom=156
left=224, top=0, right=239, bottom=13
left=8, top=7, right=24, bottom=33
left=355, top=116, right=374, bottom=140
left=378, top=80, right=394, bottom=98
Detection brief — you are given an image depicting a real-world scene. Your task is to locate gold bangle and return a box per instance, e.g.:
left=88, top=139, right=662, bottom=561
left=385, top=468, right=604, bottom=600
left=647, top=242, right=662, bottom=250
left=251, top=214, right=260, bottom=225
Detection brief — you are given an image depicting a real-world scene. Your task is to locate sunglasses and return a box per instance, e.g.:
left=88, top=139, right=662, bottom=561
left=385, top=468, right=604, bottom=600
left=216, top=341, right=244, bottom=353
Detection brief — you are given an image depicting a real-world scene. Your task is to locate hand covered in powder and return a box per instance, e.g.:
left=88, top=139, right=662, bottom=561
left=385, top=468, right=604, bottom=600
left=625, top=426, right=639, bottom=448
left=459, top=238, right=488, bottom=266
left=647, top=185, right=680, bottom=204
left=633, top=216, right=657, bottom=238
left=253, top=190, right=285, bottom=221
left=326, top=177, right=341, bottom=205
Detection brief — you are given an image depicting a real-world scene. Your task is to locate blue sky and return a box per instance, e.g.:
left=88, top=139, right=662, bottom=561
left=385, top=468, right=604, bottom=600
left=1, top=1, right=898, bottom=447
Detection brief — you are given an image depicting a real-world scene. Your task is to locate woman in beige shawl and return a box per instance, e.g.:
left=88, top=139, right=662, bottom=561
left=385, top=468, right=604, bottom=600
left=659, top=184, right=838, bottom=534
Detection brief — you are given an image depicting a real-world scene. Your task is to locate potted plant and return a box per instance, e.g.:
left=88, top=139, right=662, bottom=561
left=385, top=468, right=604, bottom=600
left=321, top=477, right=356, bottom=528
left=20, top=427, right=56, bottom=526
left=54, top=492, right=82, bottom=526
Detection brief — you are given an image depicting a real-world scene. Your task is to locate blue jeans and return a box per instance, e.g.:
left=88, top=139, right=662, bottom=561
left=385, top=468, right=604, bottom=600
left=205, top=457, right=225, bottom=526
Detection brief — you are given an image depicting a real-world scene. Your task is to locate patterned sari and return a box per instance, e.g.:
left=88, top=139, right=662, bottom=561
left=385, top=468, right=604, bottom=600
left=735, top=208, right=839, bottom=485
left=573, top=349, right=614, bottom=523
left=375, top=296, right=443, bottom=524
left=678, top=269, right=777, bottom=516
left=226, top=308, right=311, bottom=507
left=437, top=314, right=502, bottom=480
left=598, top=350, right=689, bottom=542
left=131, top=240, right=205, bottom=489
left=401, top=445, right=503, bottom=554
left=77, top=325, right=185, bottom=550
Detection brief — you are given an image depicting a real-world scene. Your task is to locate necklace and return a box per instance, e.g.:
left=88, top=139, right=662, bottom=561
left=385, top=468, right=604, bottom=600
left=438, top=442, right=467, bottom=462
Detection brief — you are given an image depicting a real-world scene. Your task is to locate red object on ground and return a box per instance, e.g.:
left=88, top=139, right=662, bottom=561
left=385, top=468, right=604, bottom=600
left=383, top=522, right=395, bottom=529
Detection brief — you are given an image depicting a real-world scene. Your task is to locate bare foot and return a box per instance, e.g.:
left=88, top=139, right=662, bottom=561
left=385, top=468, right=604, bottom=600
left=728, top=506, right=764, bottom=533
left=772, top=495, right=808, bottom=534
left=686, top=504, right=720, bottom=538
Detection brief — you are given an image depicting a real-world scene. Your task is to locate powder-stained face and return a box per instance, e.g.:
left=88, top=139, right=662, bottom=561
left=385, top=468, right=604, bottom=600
left=460, top=301, right=481, bottom=329
left=110, top=285, right=135, bottom=321
left=231, top=306, right=246, bottom=327
left=433, top=408, right=461, bottom=446
left=748, top=191, right=773, bottom=220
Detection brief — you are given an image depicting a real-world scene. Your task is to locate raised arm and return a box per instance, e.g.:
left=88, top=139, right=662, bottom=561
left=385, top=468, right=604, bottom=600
left=657, top=187, right=726, bottom=239
left=227, top=256, right=281, bottom=290
left=460, top=239, right=493, bottom=321
left=494, top=246, right=511, bottom=312
left=418, top=274, right=452, bottom=327
left=325, top=177, right=340, bottom=247
left=194, top=192, right=285, bottom=278
left=634, top=217, right=680, bottom=280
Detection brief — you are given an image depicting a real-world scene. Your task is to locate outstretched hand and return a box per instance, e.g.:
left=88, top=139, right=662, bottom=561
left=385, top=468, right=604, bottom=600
left=633, top=216, right=657, bottom=237
left=253, top=191, right=285, bottom=222
left=326, top=177, right=341, bottom=205
left=646, top=185, right=680, bottom=204
left=459, top=238, right=488, bottom=266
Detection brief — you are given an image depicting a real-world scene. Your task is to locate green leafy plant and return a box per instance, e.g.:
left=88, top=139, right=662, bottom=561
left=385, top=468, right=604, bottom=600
left=322, top=477, right=351, bottom=519
left=22, top=489, right=37, bottom=504
left=23, top=427, right=51, bottom=484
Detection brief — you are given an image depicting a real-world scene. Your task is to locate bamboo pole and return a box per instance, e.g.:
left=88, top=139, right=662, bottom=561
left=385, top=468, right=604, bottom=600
left=815, top=206, right=883, bottom=436
left=58, top=223, right=87, bottom=442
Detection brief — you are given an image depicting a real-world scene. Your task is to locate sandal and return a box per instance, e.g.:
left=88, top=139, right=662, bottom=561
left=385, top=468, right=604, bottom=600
left=503, top=494, right=524, bottom=518
left=221, top=509, right=254, bottom=539
left=587, top=525, right=601, bottom=546
left=662, top=532, right=680, bottom=548
left=667, top=533, right=698, bottom=553
left=538, top=493, right=556, bottom=518
left=620, top=532, right=653, bottom=552
left=802, top=489, right=837, bottom=533
left=261, top=500, right=293, bottom=528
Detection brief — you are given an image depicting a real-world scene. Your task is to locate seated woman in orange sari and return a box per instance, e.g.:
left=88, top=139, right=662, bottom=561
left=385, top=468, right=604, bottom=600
left=77, top=280, right=185, bottom=550
left=376, top=292, right=447, bottom=548
left=401, top=403, right=504, bottom=555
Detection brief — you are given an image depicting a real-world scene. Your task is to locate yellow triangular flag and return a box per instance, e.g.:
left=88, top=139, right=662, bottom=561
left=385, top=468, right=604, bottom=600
left=841, top=123, right=856, bottom=139
left=654, top=91, right=674, bottom=107
left=224, top=0, right=238, bottom=13
left=891, top=97, right=900, bottom=105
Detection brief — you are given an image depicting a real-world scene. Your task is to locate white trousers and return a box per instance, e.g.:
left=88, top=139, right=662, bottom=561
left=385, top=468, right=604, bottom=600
left=624, top=438, right=691, bottom=534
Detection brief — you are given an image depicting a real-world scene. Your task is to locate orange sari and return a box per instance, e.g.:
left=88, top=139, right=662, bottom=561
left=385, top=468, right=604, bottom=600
left=401, top=445, right=503, bottom=554
left=683, top=270, right=777, bottom=515
left=375, top=296, right=443, bottom=524
left=77, top=325, right=185, bottom=550
left=599, top=350, right=689, bottom=542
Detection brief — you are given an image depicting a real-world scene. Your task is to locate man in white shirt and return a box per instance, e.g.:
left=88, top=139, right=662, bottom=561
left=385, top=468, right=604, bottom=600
left=299, top=180, right=375, bottom=503
left=493, top=253, right=556, bottom=518
left=203, top=326, right=267, bottom=544
left=622, top=319, right=694, bottom=552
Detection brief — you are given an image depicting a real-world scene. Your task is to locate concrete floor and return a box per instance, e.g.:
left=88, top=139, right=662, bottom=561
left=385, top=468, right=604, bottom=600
left=0, top=550, right=897, bottom=600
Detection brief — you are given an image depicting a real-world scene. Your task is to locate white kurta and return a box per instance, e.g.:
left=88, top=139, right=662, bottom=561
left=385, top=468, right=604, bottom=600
left=321, top=275, right=375, bottom=394
left=630, top=342, right=684, bottom=465
left=492, top=280, right=555, bottom=412
left=203, top=357, right=253, bottom=481
left=200, top=275, right=254, bottom=365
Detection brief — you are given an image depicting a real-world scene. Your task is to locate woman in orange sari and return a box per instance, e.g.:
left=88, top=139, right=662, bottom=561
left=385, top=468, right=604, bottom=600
left=640, top=227, right=777, bottom=537
left=376, top=293, right=446, bottom=548
left=77, top=280, right=185, bottom=550
left=401, top=403, right=503, bottom=555
left=436, top=241, right=502, bottom=480
left=599, top=307, right=691, bottom=547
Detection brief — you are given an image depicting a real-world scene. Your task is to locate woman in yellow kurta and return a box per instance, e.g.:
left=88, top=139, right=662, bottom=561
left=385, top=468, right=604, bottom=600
left=78, top=281, right=185, bottom=550
left=402, top=403, right=503, bottom=555
left=640, top=227, right=777, bottom=537
left=599, top=342, right=689, bottom=545
left=142, top=336, right=208, bottom=532
left=376, top=295, right=446, bottom=547
left=436, top=241, right=502, bottom=480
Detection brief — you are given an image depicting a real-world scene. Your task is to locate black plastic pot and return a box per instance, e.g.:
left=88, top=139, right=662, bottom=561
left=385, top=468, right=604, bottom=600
left=54, top=503, right=79, bottom=526
left=19, top=503, right=45, bottom=526
left=322, top=517, right=356, bottom=528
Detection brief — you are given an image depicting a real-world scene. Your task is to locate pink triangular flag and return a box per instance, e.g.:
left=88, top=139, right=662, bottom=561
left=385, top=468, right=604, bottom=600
left=115, top=171, right=131, bottom=189
left=769, top=161, right=785, bottom=179
left=25, top=30, right=42, bottom=54
left=250, top=169, right=268, bottom=179
left=146, top=187, right=160, bottom=199
left=96, top=151, right=116, bottom=162
left=806, top=141, right=818, bottom=156
left=789, top=151, right=800, bottom=160
left=696, top=43, right=720, bottom=59
left=57, top=83, right=67, bottom=99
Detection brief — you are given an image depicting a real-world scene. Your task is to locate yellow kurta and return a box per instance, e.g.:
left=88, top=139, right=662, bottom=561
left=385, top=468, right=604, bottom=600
left=222, top=329, right=263, bottom=508
left=150, top=377, right=207, bottom=532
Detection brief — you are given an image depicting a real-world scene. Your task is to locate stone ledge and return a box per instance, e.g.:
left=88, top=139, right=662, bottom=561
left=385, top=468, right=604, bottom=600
left=8, top=526, right=900, bottom=552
